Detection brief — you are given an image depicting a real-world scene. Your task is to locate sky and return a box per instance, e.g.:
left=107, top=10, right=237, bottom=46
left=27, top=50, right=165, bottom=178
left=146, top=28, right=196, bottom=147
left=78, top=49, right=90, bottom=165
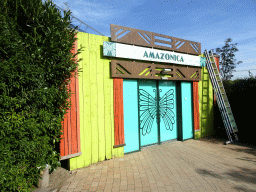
left=41, top=0, right=256, bottom=80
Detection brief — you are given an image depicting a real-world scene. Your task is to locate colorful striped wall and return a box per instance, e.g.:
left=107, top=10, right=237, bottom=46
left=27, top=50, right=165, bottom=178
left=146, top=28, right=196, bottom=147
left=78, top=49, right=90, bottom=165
left=68, top=33, right=124, bottom=171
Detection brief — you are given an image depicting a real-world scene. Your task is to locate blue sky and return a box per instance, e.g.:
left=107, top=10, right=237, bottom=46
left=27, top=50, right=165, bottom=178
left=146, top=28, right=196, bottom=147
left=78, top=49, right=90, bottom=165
left=42, top=0, right=256, bottom=80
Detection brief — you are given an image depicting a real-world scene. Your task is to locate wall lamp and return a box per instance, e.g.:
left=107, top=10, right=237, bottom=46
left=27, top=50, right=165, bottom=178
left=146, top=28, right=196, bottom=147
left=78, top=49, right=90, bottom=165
left=160, top=69, right=172, bottom=80
left=160, top=69, right=172, bottom=74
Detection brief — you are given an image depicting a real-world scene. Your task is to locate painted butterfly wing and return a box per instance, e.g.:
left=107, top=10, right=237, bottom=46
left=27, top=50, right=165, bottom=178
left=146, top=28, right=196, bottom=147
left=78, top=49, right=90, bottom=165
left=139, top=89, right=157, bottom=136
left=159, top=89, right=175, bottom=131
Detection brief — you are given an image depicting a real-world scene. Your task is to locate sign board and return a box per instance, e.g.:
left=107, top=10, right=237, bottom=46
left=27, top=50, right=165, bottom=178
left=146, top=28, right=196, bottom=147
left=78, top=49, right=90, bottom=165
left=103, top=42, right=205, bottom=67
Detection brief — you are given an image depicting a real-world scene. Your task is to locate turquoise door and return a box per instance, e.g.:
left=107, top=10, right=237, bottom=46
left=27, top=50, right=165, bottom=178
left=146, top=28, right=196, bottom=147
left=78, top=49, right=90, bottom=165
left=181, top=82, right=193, bottom=140
left=138, top=80, right=158, bottom=147
left=159, top=81, right=177, bottom=142
left=123, top=80, right=139, bottom=153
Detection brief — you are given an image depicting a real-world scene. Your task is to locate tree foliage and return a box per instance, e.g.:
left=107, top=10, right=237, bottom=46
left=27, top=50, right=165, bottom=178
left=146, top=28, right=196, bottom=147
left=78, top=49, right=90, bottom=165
left=0, top=0, right=83, bottom=191
left=211, top=38, right=242, bottom=81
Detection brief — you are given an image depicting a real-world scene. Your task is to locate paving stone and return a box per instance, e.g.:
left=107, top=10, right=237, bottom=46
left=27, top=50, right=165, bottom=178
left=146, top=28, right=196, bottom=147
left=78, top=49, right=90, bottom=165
left=134, top=187, right=143, bottom=192
left=32, top=138, right=256, bottom=192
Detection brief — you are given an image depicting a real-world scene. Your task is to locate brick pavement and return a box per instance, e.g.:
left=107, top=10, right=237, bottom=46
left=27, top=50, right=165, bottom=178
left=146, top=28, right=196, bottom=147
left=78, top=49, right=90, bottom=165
left=47, top=137, right=256, bottom=192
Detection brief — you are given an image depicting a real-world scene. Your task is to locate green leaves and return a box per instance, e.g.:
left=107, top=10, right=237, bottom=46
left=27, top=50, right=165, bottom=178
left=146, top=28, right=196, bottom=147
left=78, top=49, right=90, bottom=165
left=213, top=38, right=243, bottom=81
left=0, top=0, right=83, bottom=190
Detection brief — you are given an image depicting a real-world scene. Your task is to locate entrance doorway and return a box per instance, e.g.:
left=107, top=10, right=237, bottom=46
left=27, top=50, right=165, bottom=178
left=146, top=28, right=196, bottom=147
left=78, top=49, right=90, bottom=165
left=123, top=79, right=193, bottom=154
left=138, top=80, right=177, bottom=147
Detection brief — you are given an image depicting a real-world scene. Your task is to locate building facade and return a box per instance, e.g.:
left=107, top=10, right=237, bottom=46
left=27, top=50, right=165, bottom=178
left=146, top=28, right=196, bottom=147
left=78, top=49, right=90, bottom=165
left=59, top=24, right=219, bottom=171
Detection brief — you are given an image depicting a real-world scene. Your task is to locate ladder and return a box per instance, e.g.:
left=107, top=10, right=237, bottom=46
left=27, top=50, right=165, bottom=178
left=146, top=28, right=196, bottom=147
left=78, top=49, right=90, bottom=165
left=204, top=50, right=239, bottom=144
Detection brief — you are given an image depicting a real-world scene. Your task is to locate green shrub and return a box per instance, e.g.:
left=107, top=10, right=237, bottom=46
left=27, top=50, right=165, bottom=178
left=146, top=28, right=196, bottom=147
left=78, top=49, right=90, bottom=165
left=221, top=77, right=256, bottom=145
left=0, top=0, right=83, bottom=191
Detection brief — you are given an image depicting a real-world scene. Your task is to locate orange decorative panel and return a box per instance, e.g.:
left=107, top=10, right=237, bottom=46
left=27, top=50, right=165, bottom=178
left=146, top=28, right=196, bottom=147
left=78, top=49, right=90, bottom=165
left=60, top=34, right=81, bottom=160
left=193, top=82, right=200, bottom=131
left=113, top=78, right=126, bottom=148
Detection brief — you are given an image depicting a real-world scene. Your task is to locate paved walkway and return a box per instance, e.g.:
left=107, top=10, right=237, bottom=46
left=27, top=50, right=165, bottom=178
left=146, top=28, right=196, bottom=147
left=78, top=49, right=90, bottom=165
left=45, top=137, right=256, bottom=192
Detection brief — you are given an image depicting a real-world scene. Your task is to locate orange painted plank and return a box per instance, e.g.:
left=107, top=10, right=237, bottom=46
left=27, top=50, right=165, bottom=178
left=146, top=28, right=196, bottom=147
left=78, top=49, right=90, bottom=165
left=60, top=108, right=66, bottom=157
left=67, top=85, right=72, bottom=156
left=118, top=79, right=122, bottom=145
left=74, top=36, right=81, bottom=154
left=60, top=33, right=81, bottom=159
left=113, top=78, right=119, bottom=146
left=70, top=72, right=77, bottom=154
left=70, top=35, right=78, bottom=154
left=213, top=56, right=220, bottom=106
left=119, top=80, right=124, bottom=144
left=60, top=78, right=69, bottom=157
left=113, top=78, right=125, bottom=146
left=193, top=82, right=200, bottom=131
left=214, top=56, right=220, bottom=71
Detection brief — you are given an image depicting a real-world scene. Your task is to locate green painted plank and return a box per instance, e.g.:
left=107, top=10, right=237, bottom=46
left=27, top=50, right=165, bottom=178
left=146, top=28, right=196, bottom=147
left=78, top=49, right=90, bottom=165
left=90, top=34, right=99, bottom=164
left=97, top=35, right=105, bottom=162
left=103, top=37, right=113, bottom=160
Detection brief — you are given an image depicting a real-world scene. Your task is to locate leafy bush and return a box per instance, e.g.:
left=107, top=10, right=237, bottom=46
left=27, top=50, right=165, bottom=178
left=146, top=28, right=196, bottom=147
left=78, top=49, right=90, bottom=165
left=218, top=77, right=256, bottom=145
left=0, top=0, right=83, bottom=191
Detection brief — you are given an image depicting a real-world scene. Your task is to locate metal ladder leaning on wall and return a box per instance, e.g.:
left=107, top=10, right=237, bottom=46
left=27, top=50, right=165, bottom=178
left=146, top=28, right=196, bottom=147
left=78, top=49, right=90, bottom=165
left=204, top=50, right=239, bottom=144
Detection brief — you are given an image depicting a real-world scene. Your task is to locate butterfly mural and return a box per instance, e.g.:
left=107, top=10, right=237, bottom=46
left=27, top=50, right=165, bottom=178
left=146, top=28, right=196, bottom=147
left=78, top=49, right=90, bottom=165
left=139, top=89, right=175, bottom=136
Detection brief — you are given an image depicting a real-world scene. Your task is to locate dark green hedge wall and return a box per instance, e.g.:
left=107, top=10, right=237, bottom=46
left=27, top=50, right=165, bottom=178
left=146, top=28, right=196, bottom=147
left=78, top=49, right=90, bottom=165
left=0, top=0, right=83, bottom=191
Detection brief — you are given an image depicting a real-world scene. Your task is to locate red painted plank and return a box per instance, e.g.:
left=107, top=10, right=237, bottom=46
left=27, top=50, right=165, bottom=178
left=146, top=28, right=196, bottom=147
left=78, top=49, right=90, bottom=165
left=193, top=82, right=200, bottom=131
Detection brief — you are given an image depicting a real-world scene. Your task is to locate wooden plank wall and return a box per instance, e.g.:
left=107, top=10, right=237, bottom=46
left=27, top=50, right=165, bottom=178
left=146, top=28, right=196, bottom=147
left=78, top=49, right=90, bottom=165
left=60, top=34, right=81, bottom=160
left=69, top=33, right=124, bottom=171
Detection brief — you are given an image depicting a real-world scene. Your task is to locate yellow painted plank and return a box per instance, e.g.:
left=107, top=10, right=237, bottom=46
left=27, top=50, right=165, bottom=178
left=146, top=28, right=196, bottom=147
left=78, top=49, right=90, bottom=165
left=83, top=33, right=93, bottom=167
left=103, top=37, right=113, bottom=160
left=198, top=67, right=203, bottom=139
left=79, top=32, right=90, bottom=168
left=97, top=35, right=105, bottom=162
left=208, top=73, right=214, bottom=136
left=90, top=34, right=99, bottom=164
left=72, top=32, right=85, bottom=169
left=82, top=33, right=92, bottom=168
